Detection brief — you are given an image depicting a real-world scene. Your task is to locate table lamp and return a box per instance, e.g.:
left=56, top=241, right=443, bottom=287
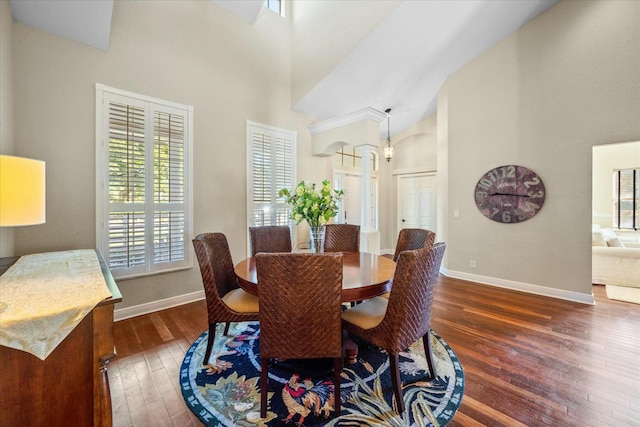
left=0, top=155, right=46, bottom=226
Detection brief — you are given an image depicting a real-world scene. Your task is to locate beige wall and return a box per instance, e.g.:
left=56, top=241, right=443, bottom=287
left=439, top=0, right=640, bottom=297
left=592, top=141, right=640, bottom=228
left=0, top=0, right=15, bottom=256
left=390, top=113, right=438, bottom=173
left=11, top=1, right=330, bottom=308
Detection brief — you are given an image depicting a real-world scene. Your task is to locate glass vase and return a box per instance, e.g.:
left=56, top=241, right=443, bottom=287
left=309, top=225, right=326, bottom=253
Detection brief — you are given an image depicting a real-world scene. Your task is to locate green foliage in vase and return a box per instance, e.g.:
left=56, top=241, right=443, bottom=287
left=279, top=180, right=345, bottom=227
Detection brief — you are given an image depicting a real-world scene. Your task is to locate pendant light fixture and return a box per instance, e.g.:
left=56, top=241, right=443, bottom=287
left=384, top=108, right=393, bottom=162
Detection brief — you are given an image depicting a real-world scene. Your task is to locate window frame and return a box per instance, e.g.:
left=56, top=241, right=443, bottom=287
left=264, top=0, right=285, bottom=17
left=613, top=168, right=639, bottom=231
left=95, top=84, right=194, bottom=279
left=246, top=121, right=297, bottom=255
left=333, top=145, right=378, bottom=171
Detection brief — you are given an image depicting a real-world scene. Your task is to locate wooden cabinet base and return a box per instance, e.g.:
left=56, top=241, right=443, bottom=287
left=0, top=306, right=115, bottom=427
left=0, top=315, right=93, bottom=426
left=0, top=251, right=120, bottom=427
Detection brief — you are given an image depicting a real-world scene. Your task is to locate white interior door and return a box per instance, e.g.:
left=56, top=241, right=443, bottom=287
left=397, top=174, right=436, bottom=234
left=334, top=171, right=378, bottom=227
left=343, top=173, right=361, bottom=225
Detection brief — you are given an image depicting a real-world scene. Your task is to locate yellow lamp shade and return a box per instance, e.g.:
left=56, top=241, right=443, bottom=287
left=0, top=155, right=46, bottom=226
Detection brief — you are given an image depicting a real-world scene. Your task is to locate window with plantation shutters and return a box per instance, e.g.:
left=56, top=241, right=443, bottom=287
left=96, top=85, right=193, bottom=279
left=247, top=121, right=296, bottom=248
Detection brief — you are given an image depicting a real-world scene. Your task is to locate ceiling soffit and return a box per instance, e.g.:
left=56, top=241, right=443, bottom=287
left=10, top=0, right=114, bottom=51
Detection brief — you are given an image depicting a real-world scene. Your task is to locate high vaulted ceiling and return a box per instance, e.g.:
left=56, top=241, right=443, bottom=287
left=9, top=0, right=558, bottom=136
left=293, top=0, right=558, bottom=135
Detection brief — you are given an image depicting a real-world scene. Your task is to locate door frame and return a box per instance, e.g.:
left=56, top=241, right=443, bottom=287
left=395, top=172, right=437, bottom=239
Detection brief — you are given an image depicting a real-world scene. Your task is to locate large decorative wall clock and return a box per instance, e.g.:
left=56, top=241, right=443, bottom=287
left=474, top=165, right=546, bottom=223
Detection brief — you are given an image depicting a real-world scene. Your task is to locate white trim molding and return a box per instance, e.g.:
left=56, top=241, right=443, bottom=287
left=113, top=290, right=205, bottom=322
left=441, top=268, right=595, bottom=305
left=308, top=107, right=386, bottom=135
left=392, top=167, right=437, bottom=176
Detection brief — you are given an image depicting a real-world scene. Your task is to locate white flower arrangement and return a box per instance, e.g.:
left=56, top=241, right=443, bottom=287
left=279, top=180, right=345, bottom=227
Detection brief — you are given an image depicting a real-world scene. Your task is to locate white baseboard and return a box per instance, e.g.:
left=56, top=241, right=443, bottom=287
left=114, top=290, right=205, bottom=322
left=441, top=268, right=595, bottom=305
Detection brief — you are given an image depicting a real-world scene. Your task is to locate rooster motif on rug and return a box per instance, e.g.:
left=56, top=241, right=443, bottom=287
left=281, top=373, right=335, bottom=425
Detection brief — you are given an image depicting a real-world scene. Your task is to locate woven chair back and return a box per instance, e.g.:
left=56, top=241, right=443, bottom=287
left=324, top=224, right=360, bottom=252
left=249, top=226, right=292, bottom=256
left=193, top=233, right=241, bottom=323
left=256, top=252, right=343, bottom=359
left=393, top=228, right=436, bottom=261
left=383, top=242, right=446, bottom=353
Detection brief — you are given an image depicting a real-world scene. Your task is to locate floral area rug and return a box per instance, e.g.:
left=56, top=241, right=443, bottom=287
left=180, top=322, right=464, bottom=427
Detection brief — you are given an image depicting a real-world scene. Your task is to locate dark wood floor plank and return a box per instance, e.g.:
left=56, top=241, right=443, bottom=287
left=133, top=315, right=166, bottom=351
left=460, top=395, right=529, bottom=427
left=114, top=318, right=137, bottom=357
left=149, top=312, right=175, bottom=342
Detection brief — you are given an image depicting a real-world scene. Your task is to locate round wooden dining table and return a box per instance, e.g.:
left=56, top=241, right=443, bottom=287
left=234, top=251, right=396, bottom=303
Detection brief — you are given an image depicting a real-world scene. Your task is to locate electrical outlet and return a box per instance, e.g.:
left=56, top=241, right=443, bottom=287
left=470, top=260, right=476, bottom=268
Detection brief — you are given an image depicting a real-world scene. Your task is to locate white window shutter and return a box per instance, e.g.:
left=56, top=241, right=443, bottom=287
left=274, top=135, right=294, bottom=226
left=152, top=107, right=186, bottom=264
left=251, top=129, right=273, bottom=227
left=247, top=121, right=296, bottom=231
left=106, top=96, right=147, bottom=272
left=97, top=85, right=193, bottom=279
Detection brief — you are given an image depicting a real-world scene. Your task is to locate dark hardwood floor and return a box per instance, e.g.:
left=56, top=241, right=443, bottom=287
left=110, top=277, right=640, bottom=427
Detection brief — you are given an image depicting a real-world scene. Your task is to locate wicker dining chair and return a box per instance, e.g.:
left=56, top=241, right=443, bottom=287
left=193, top=233, right=260, bottom=365
left=377, top=228, right=436, bottom=301
left=393, top=228, right=436, bottom=261
left=256, top=252, right=344, bottom=419
left=341, top=242, right=446, bottom=415
left=249, top=225, right=292, bottom=256
left=324, top=224, right=360, bottom=252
